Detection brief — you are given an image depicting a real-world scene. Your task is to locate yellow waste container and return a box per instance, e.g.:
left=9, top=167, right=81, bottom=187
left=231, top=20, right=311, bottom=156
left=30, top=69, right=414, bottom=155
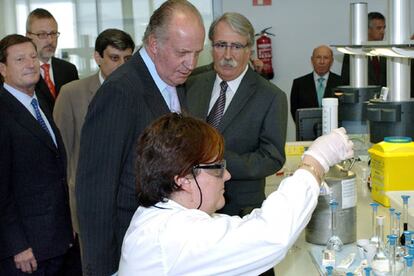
left=368, top=136, right=414, bottom=207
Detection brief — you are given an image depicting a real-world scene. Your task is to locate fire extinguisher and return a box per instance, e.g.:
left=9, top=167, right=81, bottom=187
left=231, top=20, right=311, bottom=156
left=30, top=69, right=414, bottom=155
left=255, top=27, right=275, bottom=80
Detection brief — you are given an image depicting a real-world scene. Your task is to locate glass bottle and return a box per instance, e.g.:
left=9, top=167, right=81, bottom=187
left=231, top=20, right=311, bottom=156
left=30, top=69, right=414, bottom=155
left=372, top=217, right=390, bottom=276
left=326, top=265, right=334, bottom=276
left=403, top=255, right=413, bottom=276
left=388, top=234, right=398, bottom=276
left=370, top=202, right=380, bottom=245
left=399, top=195, right=410, bottom=246
left=395, top=212, right=402, bottom=243
left=364, top=266, right=372, bottom=276
left=389, top=207, right=395, bottom=236
left=326, top=200, right=343, bottom=251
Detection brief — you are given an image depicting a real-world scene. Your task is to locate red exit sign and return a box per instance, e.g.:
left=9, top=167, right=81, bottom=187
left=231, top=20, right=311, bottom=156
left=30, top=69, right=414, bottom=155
left=253, top=0, right=272, bottom=5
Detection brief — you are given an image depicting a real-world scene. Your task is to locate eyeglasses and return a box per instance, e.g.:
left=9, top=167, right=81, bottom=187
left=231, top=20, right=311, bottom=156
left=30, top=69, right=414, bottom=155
left=193, top=160, right=227, bottom=178
left=28, top=31, right=60, bottom=40
left=212, top=42, right=248, bottom=53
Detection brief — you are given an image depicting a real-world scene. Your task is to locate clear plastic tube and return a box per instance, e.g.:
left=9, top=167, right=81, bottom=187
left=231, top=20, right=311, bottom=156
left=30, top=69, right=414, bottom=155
left=388, top=234, right=397, bottom=276
left=395, top=212, right=401, bottom=245
left=389, top=207, right=395, bottom=236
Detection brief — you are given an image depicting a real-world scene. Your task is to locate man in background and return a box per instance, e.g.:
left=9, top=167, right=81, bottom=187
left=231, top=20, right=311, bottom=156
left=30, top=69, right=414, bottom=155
left=290, top=45, right=342, bottom=122
left=75, top=1, right=205, bottom=275
left=341, top=12, right=386, bottom=87
left=187, top=12, right=287, bottom=220
left=0, top=34, right=72, bottom=276
left=26, top=8, right=79, bottom=113
left=53, top=28, right=135, bottom=275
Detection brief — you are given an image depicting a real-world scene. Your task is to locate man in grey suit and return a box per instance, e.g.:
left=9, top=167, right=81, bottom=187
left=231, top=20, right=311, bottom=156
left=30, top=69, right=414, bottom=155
left=187, top=13, right=287, bottom=221
left=75, top=1, right=205, bottom=275
left=53, top=28, right=134, bottom=273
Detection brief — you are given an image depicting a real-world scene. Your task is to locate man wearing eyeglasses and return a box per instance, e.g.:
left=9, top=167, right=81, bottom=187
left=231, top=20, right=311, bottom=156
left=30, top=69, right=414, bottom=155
left=186, top=12, right=287, bottom=251
left=26, top=8, right=79, bottom=114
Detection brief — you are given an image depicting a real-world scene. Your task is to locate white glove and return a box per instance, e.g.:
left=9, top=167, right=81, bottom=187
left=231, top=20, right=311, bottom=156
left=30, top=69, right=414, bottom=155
left=303, top=127, right=354, bottom=172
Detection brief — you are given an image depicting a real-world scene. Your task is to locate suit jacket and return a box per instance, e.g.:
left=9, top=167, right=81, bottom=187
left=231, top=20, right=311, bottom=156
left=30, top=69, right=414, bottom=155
left=53, top=73, right=101, bottom=234
left=186, top=67, right=287, bottom=216
left=0, top=87, right=73, bottom=262
left=36, top=56, right=79, bottom=115
left=341, top=54, right=387, bottom=87
left=290, top=72, right=343, bottom=121
left=75, top=51, right=187, bottom=276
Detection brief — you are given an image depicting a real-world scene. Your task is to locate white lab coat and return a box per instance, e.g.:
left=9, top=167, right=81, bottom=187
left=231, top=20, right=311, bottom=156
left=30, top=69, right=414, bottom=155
left=118, top=169, right=320, bottom=276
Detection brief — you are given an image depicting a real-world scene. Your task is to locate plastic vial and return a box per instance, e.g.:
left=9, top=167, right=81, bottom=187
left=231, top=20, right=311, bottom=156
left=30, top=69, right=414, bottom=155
left=326, top=265, right=334, bottom=276
left=364, top=266, right=372, bottom=276
left=326, top=200, right=343, bottom=251
left=404, top=255, right=413, bottom=276
left=322, top=98, right=338, bottom=135
left=389, top=207, right=395, bottom=236
left=400, top=195, right=410, bottom=246
left=370, top=202, right=380, bottom=245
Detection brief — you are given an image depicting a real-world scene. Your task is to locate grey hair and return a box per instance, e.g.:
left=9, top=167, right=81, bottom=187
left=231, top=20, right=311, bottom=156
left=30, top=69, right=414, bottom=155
left=208, top=12, right=255, bottom=47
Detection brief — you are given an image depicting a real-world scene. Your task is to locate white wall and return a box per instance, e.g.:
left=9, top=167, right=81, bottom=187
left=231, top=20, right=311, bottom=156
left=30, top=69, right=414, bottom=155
left=219, top=0, right=394, bottom=141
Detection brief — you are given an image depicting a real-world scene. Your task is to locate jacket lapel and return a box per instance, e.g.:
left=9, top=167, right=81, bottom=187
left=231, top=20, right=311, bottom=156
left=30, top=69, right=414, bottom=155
left=134, top=53, right=170, bottom=116
left=219, top=68, right=256, bottom=132
left=1, top=88, right=58, bottom=152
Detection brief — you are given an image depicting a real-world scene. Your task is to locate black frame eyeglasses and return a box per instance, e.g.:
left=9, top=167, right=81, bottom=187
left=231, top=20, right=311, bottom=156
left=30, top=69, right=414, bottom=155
left=212, top=42, right=248, bottom=53
left=192, top=160, right=227, bottom=178
left=28, top=31, right=60, bottom=40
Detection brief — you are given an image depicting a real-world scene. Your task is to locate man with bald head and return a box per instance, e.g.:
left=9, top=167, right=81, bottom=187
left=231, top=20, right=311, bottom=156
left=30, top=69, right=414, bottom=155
left=290, top=45, right=342, bottom=122
left=75, top=1, right=205, bottom=275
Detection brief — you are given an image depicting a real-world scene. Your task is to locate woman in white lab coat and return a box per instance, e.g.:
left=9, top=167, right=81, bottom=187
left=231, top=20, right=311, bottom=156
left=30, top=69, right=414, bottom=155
left=118, top=113, right=353, bottom=276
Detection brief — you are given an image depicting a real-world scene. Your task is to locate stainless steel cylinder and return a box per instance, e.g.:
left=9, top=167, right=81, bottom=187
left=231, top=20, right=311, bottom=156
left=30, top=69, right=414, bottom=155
left=350, top=2, right=368, bottom=88
left=387, top=0, right=411, bottom=101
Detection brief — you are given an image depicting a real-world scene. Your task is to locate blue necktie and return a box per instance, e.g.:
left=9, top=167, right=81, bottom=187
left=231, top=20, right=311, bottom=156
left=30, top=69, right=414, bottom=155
left=317, top=77, right=325, bottom=107
left=31, top=98, right=52, bottom=138
left=207, top=81, right=228, bottom=129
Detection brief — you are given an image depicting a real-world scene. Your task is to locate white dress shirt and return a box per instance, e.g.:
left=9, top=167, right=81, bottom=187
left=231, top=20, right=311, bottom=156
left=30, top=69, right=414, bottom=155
left=118, top=169, right=320, bottom=276
left=3, top=83, right=57, bottom=145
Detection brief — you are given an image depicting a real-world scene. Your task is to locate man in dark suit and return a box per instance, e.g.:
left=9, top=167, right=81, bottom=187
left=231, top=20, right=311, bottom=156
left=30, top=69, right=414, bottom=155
left=0, top=34, right=73, bottom=275
left=187, top=12, right=287, bottom=218
left=341, top=12, right=387, bottom=87
left=26, top=8, right=79, bottom=113
left=290, top=45, right=343, bottom=122
left=75, top=1, right=205, bottom=275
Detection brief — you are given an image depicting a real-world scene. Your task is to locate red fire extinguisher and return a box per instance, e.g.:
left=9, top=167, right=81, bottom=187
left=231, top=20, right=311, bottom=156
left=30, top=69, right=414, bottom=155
left=255, top=27, right=275, bottom=80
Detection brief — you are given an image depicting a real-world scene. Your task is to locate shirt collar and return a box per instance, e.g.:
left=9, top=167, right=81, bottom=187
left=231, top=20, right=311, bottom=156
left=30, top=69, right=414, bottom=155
left=139, top=47, right=169, bottom=93
left=216, top=65, right=249, bottom=92
left=313, top=71, right=330, bottom=82
left=3, top=83, right=37, bottom=106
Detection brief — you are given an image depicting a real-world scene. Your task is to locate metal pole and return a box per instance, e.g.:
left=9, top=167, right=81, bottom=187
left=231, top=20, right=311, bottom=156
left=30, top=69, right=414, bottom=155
left=350, top=2, right=368, bottom=88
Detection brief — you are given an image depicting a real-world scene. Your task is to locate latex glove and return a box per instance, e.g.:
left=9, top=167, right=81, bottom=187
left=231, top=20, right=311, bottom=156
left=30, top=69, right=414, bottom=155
left=303, top=127, right=354, bottom=172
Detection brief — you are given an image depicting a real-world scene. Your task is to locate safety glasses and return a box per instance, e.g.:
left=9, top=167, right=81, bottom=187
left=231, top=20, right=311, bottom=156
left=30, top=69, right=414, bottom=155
left=192, top=160, right=226, bottom=178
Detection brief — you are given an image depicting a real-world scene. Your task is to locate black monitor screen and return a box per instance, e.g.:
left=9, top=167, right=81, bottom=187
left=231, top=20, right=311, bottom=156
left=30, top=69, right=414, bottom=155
left=295, top=108, right=322, bottom=141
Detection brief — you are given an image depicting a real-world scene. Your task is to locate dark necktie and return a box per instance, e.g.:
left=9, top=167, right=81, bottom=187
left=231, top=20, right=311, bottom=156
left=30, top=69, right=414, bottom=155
left=31, top=98, right=52, bottom=138
left=372, top=56, right=381, bottom=84
left=207, top=81, right=228, bottom=129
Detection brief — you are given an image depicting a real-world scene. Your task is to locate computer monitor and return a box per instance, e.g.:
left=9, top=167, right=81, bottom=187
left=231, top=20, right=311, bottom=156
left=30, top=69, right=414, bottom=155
left=295, top=108, right=322, bottom=141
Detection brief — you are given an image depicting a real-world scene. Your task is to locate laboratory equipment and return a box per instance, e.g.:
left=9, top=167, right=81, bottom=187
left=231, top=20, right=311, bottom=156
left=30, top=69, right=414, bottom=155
left=370, top=202, right=380, bottom=245
left=322, top=98, right=338, bottom=135
left=364, top=266, right=372, bottom=276
left=368, top=137, right=414, bottom=207
left=395, top=212, right=402, bottom=244
left=326, top=200, right=344, bottom=251
left=326, top=265, right=334, bottom=276
left=366, top=0, right=414, bottom=143
left=371, top=219, right=390, bottom=276
left=400, top=195, right=410, bottom=246
left=403, top=255, right=413, bottom=276
left=403, top=231, right=412, bottom=250
left=346, top=272, right=354, bottom=276
left=306, top=164, right=356, bottom=245
left=389, top=208, right=395, bottom=236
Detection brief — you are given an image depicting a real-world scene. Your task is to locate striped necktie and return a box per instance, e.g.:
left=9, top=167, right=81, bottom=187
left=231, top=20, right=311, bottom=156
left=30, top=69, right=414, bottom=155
left=31, top=98, right=53, bottom=138
left=207, top=81, right=228, bottom=129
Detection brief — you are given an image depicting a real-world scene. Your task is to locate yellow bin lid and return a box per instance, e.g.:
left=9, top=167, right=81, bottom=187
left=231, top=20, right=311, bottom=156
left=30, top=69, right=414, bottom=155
left=368, top=136, right=414, bottom=158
